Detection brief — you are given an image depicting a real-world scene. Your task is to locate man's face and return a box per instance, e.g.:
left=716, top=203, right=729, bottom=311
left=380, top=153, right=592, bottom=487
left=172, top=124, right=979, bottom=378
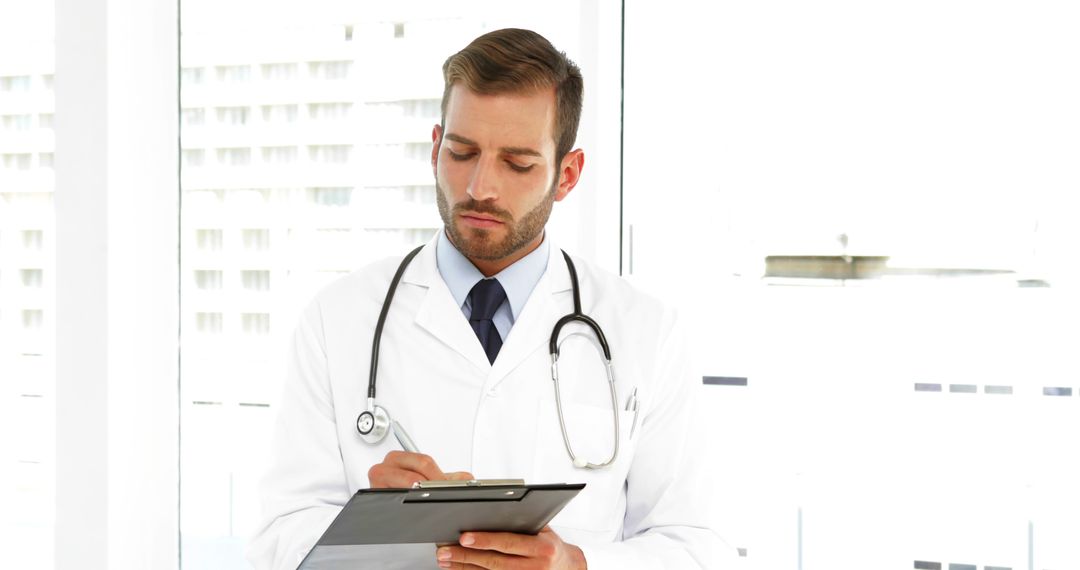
left=432, top=84, right=576, bottom=264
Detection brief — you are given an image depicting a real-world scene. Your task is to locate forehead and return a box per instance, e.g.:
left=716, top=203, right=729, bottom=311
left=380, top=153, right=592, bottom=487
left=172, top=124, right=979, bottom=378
left=443, top=84, right=557, bottom=156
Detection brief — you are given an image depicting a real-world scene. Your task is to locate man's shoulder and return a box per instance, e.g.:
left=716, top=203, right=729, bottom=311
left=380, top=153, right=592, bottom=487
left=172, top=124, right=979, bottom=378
left=563, top=252, right=674, bottom=322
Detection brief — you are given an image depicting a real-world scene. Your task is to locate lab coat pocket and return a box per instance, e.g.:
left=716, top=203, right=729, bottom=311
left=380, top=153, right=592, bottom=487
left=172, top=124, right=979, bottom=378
left=531, top=399, right=635, bottom=535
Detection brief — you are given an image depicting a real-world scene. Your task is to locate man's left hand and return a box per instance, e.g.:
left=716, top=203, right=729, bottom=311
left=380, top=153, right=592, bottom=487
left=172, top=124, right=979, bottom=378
left=435, top=526, right=586, bottom=569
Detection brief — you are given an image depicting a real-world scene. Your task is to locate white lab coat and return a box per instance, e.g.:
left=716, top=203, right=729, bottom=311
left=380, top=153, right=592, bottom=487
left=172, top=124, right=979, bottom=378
left=246, top=235, right=737, bottom=569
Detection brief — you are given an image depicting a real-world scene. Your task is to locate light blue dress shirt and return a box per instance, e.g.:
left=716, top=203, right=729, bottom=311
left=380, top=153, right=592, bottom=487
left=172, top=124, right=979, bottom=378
left=435, top=229, right=550, bottom=343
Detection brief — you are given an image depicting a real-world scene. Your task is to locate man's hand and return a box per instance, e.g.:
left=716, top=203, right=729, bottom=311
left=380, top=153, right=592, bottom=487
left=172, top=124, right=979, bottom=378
left=435, top=526, right=586, bottom=569
left=366, top=450, right=473, bottom=488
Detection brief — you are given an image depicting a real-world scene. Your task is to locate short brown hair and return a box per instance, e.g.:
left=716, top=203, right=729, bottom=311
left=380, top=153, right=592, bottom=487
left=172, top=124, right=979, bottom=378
left=441, top=28, right=583, bottom=162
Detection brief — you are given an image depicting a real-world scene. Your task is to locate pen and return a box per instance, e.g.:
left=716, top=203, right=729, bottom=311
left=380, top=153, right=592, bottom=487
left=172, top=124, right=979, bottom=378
left=392, top=420, right=420, bottom=453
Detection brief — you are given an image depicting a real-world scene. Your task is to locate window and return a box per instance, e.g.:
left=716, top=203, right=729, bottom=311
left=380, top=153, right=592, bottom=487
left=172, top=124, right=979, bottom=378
left=194, top=312, right=223, bottom=333
left=22, top=309, right=43, bottom=330
left=240, top=312, right=269, bottom=334
left=215, top=65, right=251, bottom=83
left=22, top=230, right=44, bottom=251
left=39, top=113, right=54, bottom=129
left=261, top=146, right=297, bottom=165
left=216, top=147, right=251, bottom=166
left=309, top=60, right=351, bottom=80
left=38, top=153, right=54, bottom=169
left=307, top=145, right=350, bottom=164
left=181, top=108, right=205, bottom=126
left=306, top=187, right=352, bottom=207
left=2, top=114, right=34, bottom=131
left=20, top=269, right=44, bottom=288
left=182, top=149, right=205, bottom=167
left=260, top=63, right=297, bottom=81
left=241, top=229, right=270, bottom=251
left=0, top=75, right=32, bottom=92
left=195, top=229, right=223, bottom=251
left=402, top=98, right=440, bottom=119
left=181, top=67, right=205, bottom=86
left=261, top=104, right=298, bottom=124
left=215, top=106, right=249, bottom=126
left=193, top=270, right=223, bottom=290
left=2, top=153, right=33, bottom=171
left=307, top=102, right=351, bottom=121
left=240, top=270, right=270, bottom=291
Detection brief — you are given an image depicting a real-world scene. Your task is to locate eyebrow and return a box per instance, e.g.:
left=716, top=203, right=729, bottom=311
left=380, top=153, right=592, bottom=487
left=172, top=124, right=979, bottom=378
left=444, top=133, right=543, bottom=158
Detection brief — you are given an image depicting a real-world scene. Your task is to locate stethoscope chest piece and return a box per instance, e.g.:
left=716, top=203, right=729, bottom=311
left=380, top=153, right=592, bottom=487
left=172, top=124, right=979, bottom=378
left=356, top=398, right=391, bottom=444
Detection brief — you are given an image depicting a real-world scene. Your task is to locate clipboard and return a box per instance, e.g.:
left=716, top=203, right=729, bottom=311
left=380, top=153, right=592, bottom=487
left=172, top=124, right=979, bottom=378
left=297, top=481, right=585, bottom=570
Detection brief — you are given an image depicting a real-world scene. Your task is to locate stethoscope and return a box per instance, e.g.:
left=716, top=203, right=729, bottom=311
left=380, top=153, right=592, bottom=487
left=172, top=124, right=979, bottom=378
left=356, top=244, right=621, bottom=470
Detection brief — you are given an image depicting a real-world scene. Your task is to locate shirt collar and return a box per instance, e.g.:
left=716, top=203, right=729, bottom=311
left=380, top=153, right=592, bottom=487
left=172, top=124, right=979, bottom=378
left=436, top=228, right=550, bottom=320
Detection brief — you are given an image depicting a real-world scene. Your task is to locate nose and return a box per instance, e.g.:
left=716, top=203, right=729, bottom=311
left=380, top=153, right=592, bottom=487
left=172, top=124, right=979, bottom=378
left=466, top=155, right=499, bottom=202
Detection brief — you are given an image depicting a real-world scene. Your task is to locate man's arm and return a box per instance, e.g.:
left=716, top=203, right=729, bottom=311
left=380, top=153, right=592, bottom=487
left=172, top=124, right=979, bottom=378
left=246, top=300, right=351, bottom=570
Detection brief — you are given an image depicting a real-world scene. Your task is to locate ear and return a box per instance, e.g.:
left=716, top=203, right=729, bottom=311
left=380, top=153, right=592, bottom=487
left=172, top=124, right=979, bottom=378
left=553, top=149, right=585, bottom=202
left=431, top=124, right=443, bottom=176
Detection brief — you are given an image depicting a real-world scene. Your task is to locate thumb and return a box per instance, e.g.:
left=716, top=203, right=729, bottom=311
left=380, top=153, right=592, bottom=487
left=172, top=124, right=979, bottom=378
left=444, top=471, right=475, bottom=481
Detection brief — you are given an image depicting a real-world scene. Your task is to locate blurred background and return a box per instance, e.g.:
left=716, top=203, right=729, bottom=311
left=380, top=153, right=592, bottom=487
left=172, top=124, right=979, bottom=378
left=1, top=0, right=1077, bottom=568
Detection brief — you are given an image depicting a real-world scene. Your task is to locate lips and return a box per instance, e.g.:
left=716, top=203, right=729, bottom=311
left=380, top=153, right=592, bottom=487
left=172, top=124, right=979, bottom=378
left=460, top=212, right=504, bottom=228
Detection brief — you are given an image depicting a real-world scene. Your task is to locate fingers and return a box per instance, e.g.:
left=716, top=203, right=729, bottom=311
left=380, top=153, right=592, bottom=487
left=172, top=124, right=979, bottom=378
left=459, top=531, right=557, bottom=559
left=445, top=471, right=476, bottom=481
left=367, top=450, right=448, bottom=488
left=436, top=531, right=561, bottom=569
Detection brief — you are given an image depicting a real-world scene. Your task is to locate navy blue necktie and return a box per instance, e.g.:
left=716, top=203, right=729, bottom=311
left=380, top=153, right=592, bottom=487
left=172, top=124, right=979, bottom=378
left=468, top=278, right=506, bottom=364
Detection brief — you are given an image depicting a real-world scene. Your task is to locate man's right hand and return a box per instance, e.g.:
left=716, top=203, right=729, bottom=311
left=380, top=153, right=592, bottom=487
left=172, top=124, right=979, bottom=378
left=367, top=450, right=474, bottom=489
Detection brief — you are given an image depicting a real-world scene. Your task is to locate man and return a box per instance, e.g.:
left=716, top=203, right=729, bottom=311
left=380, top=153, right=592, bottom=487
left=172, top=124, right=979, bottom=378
left=247, top=28, right=734, bottom=569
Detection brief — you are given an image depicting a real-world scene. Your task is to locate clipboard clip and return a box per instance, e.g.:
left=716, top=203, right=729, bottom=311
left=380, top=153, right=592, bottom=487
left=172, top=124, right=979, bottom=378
left=413, top=479, right=526, bottom=489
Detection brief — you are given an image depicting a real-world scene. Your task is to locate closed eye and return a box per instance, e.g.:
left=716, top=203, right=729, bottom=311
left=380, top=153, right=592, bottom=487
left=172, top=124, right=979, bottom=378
left=507, top=161, right=534, bottom=173
left=447, top=149, right=475, bottom=161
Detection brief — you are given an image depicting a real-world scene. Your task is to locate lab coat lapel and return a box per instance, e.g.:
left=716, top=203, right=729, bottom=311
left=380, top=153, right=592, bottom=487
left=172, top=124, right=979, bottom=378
left=486, top=244, right=574, bottom=390
left=404, top=237, right=492, bottom=372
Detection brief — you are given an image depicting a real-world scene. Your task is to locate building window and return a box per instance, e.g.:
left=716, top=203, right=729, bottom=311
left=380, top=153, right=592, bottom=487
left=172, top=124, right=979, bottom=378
left=42, top=74, right=54, bottom=91
left=181, top=108, right=205, bottom=126
left=261, top=146, right=298, bottom=164
left=403, top=142, right=429, bottom=161
left=195, top=229, right=223, bottom=251
left=393, top=22, right=405, bottom=38
left=2, top=154, right=33, bottom=171
left=215, top=106, right=250, bottom=126
left=182, top=149, right=205, bottom=167
left=310, top=61, right=351, bottom=80
left=0, top=75, right=32, bottom=92
left=193, top=270, right=223, bottom=290
left=261, top=104, right=298, bottom=124
left=308, top=102, right=352, bottom=121
left=242, top=229, right=270, bottom=251
left=217, top=147, right=251, bottom=166
left=215, top=65, right=252, bottom=83
left=21, top=230, right=43, bottom=251
left=39, top=113, right=54, bottom=129
left=38, top=153, right=54, bottom=169
left=20, top=269, right=44, bottom=288
left=261, top=63, right=297, bottom=81
left=180, top=67, right=205, bottom=87
left=308, top=145, right=351, bottom=164
left=240, top=270, right=270, bottom=292
left=307, top=187, right=352, bottom=207
left=402, top=98, right=440, bottom=119
left=22, top=309, right=43, bottom=330
left=195, top=312, right=223, bottom=334
left=240, top=313, right=270, bottom=335
left=2, top=114, right=34, bottom=132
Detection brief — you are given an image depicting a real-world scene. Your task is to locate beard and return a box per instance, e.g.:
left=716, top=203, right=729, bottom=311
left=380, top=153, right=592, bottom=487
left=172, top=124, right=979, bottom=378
left=436, top=179, right=556, bottom=261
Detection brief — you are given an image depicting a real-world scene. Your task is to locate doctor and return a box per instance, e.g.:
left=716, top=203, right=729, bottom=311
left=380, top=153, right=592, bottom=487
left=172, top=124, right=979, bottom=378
left=247, top=28, right=734, bottom=570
